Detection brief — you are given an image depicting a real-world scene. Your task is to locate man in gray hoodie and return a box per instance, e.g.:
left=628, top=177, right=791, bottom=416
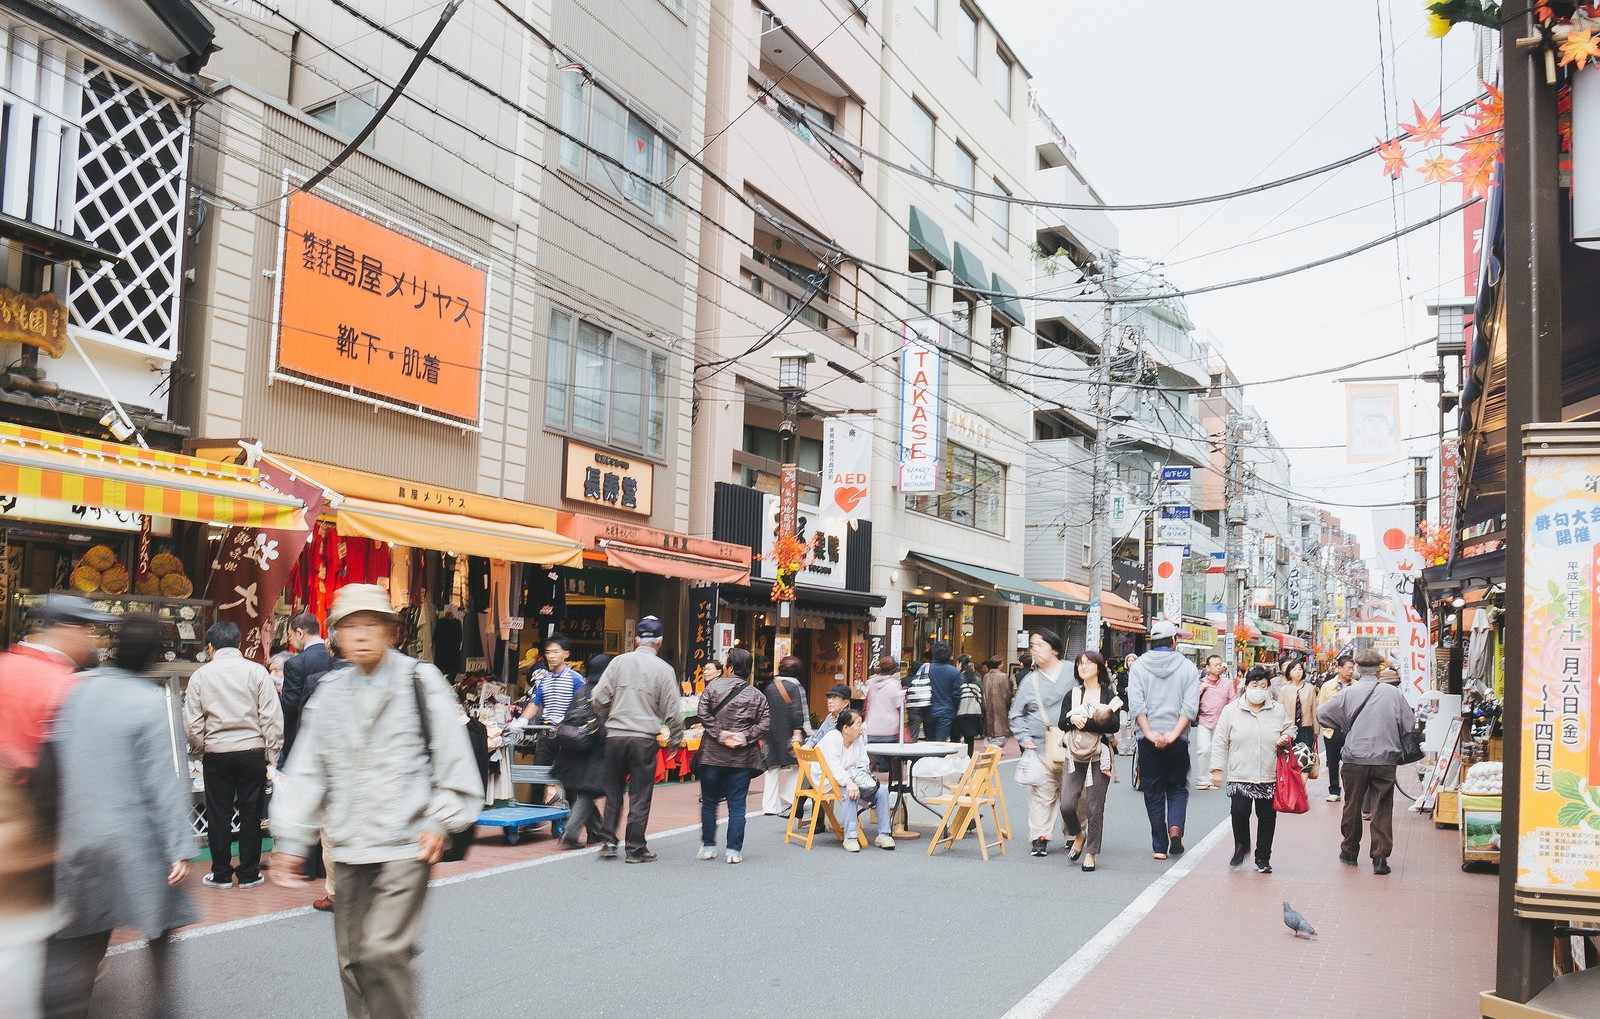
left=1128, top=620, right=1201, bottom=859
left=1318, top=648, right=1413, bottom=875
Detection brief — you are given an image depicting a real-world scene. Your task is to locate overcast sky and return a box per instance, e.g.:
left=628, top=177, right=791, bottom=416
left=982, top=0, right=1487, bottom=570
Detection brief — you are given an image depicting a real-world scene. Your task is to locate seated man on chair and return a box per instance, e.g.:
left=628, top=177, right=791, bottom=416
left=814, top=709, right=896, bottom=852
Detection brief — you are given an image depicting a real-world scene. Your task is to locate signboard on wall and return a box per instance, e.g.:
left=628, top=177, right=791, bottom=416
left=820, top=415, right=872, bottom=526
left=274, top=189, right=488, bottom=426
left=688, top=586, right=717, bottom=677
left=562, top=439, right=654, bottom=516
left=898, top=320, right=943, bottom=493
left=758, top=495, right=847, bottom=590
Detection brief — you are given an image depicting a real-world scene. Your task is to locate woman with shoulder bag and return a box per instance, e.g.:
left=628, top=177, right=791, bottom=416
left=1209, top=666, right=1295, bottom=874
left=816, top=710, right=896, bottom=851
left=550, top=654, right=612, bottom=849
left=696, top=648, right=770, bottom=864
left=1276, top=658, right=1318, bottom=775
left=1006, top=629, right=1075, bottom=858
left=953, top=655, right=984, bottom=756
left=1058, top=651, right=1122, bottom=872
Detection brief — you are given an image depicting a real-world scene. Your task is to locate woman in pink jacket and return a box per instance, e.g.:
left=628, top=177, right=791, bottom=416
left=1194, top=654, right=1234, bottom=790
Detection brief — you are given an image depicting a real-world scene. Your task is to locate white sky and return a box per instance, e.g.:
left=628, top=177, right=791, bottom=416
left=982, top=0, right=1487, bottom=571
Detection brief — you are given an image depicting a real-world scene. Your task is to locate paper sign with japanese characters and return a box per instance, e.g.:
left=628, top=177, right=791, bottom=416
left=758, top=495, right=847, bottom=590
left=276, top=191, right=487, bottom=425
left=1517, top=451, right=1600, bottom=898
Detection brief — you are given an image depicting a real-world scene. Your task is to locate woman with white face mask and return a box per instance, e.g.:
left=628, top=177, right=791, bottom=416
left=1208, top=665, right=1294, bottom=874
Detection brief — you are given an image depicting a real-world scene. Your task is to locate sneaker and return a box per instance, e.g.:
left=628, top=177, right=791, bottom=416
left=625, top=849, right=658, bottom=864
left=842, top=840, right=861, bottom=853
left=236, top=876, right=265, bottom=890
left=1256, top=862, right=1272, bottom=874
left=598, top=844, right=618, bottom=860
left=725, top=851, right=742, bottom=864
left=1168, top=826, right=1185, bottom=856
left=1326, top=793, right=1341, bottom=802
left=695, top=846, right=717, bottom=861
left=201, top=875, right=232, bottom=889
left=1030, top=839, right=1044, bottom=857
left=1036, top=838, right=1049, bottom=857
left=874, top=834, right=897, bottom=850
left=1229, top=845, right=1249, bottom=868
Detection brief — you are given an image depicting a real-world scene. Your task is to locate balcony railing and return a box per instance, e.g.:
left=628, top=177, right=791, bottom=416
left=742, top=248, right=859, bottom=343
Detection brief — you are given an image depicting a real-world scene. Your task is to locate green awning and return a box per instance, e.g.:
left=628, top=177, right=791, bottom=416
left=952, top=242, right=988, bottom=292
left=906, top=552, right=1088, bottom=613
left=1258, top=635, right=1280, bottom=652
left=908, top=206, right=951, bottom=270
left=990, top=272, right=1025, bottom=326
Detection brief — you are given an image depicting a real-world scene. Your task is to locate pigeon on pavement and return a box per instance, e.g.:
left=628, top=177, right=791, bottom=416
left=1282, top=901, right=1318, bottom=939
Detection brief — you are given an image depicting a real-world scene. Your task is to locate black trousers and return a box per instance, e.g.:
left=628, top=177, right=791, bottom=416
left=601, top=736, right=658, bottom=854
left=203, top=748, right=266, bottom=882
left=42, top=930, right=176, bottom=1019
left=1230, top=793, right=1278, bottom=866
left=1323, top=733, right=1345, bottom=794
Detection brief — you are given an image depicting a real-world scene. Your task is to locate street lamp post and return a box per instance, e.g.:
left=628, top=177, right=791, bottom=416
left=773, top=349, right=813, bottom=663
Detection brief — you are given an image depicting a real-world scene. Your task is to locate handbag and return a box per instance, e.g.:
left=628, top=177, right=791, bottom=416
left=1273, top=748, right=1310, bottom=814
left=411, top=670, right=474, bottom=863
left=1398, top=728, right=1425, bottom=765
left=1015, top=749, right=1049, bottom=787
left=1031, top=673, right=1068, bottom=769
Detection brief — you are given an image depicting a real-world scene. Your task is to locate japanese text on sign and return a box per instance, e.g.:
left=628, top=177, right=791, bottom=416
left=562, top=439, right=654, bottom=516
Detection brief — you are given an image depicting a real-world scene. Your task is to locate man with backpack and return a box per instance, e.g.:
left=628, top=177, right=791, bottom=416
left=270, top=584, right=480, bottom=1019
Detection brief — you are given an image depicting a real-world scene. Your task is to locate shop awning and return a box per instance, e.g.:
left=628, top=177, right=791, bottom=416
left=334, top=496, right=584, bottom=566
left=1258, top=635, right=1280, bottom=652
left=907, top=552, right=1085, bottom=612
left=908, top=205, right=951, bottom=270
left=268, top=455, right=558, bottom=529
left=1278, top=633, right=1309, bottom=653
left=952, top=242, right=988, bottom=292
left=722, top=582, right=884, bottom=621
left=990, top=272, right=1025, bottom=327
left=559, top=513, right=752, bottom=584
left=1037, top=580, right=1144, bottom=631
left=0, top=423, right=306, bottom=528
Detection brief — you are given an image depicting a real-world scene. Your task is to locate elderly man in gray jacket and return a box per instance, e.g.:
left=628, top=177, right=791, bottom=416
left=271, top=585, right=481, bottom=1019
left=1318, top=648, right=1413, bottom=875
left=591, top=614, right=684, bottom=864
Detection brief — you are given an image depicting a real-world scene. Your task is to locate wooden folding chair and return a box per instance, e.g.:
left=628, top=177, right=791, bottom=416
left=927, top=746, right=1006, bottom=860
left=785, top=743, right=869, bottom=850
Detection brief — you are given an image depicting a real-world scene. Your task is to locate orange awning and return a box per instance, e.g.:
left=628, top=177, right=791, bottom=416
left=335, top=497, right=584, bottom=566
left=1039, top=580, right=1145, bottom=632
left=559, top=513, right=751, bottom=584
left=601, top=540, right=751, bottom=584
left=0, top=423, right=306, bottom=528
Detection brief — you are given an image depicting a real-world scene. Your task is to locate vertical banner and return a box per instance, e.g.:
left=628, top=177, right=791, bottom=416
left=204, top=460, right=323, bottom=663
left=820, top=415, right=873, bottom=527
left=1463, top=189, right=1486, bottom=297
left=687, top=586, right=718, bottom=678
left=1517, top=447, right=1600, bottom=898
left=898, top=320, right=942, bottom=493
left=134, top=515, right=153, bottom=588
left=1441, top=440, right=1462, bottom=565
left=1346, top=383, right=1402, bottom=464
left=1371, top=509, right=1430, bottom=706
left=1152, top=545, right=1182, bottom=623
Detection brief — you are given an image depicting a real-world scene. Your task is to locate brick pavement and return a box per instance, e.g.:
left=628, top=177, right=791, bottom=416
left=1038, top=791, right=1499, bottom=1019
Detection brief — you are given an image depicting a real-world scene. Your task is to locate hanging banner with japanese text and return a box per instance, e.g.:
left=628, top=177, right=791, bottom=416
left=1151, top=544, right=1182, bottom=624
left=1371, top=508, right=1431, bottom=706
left=898, top=320, right=942, bottom=493
left=204, top=458, right=323, bottom=663
left=687, top=585, right=718, bottom=679
left=1517, top=443, right=1600, bottom=901
left=1346, top=383, right=1402, bottom=464
left=819, top=415, right=872, bottom=527
left=275, top=190, right=488, bottom=426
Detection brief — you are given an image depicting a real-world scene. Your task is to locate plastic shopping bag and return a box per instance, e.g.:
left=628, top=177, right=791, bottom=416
left=1015, top=749, right=1049, bottom=787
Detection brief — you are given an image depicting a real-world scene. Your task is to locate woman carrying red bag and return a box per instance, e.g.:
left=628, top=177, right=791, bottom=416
left=1208, top=665, right=1295, bottom=874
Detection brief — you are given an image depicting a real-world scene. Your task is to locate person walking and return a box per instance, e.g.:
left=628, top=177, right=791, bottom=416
left=1277, top=657, right=1318, bottom=759
left=590, top=615, right=684, bottom=863
left=903, top=652, right=932, bottom=741
left=1209, top=665, right=1295, bottom=874
left=549, top=654, right=611, bottom=849
left=923, top=642, right=962, bottom=742
left=1128, top=620, right=1201, bottom=860
left=759, top=659, right=809, bottom=818
left=814, top=710, right=895, bottom=852
left=42, top=613, right=198, bottom=1019
left=185, top=621, right=282, bottom=890
left=279, top=612, right=332, bottom=769
left=270, top=584, right=481, bottom=1019
left=1008, top=629, right=1075, bottom=857
left=1318, top=655, right=1355, bottom=802
left=1058, top=651, right=1121, bottom=873
left=981, top=658, right=1013, bottom=751
left=1193, top=655, right=1233, bottom=790
left=863, top=656, right=904, bottom=759
left=694, top=648, right=769, bottom=864
left=1318, top=649, right=1414, bottom=875
left=0, top=594, right=109, bottom=1019
left=953, top=655, right=984, bottom=756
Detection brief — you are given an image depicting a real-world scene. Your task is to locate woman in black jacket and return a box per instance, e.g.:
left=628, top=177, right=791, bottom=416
left=1058, top=650, right=1123, bottom=872
left=551, top=654, right=611, bottom=849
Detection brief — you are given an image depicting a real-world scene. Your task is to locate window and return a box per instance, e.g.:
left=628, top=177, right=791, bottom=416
left=990, top=178, right=1010, bottom=248
left=742, top=426, right=822, bottom=502
left=994, top=50, right=1012, bottom=113
left=916, top=0, right=938, bottom=27
left=545, top=306, right=669, bottom=458
left=949, top=294, right=974, bottom=355
left=953, top=144, right=975, bottom=217
left=989, top=323, right=1009, bottom=376
left=910, top=100, right=935, bottom=176
left=907, top=261, right=932, bottom=315
left=308, top=85, right=379, bottom=144
left=957, top=6, right=979, bottom=72
left=904, top=442, right=1005, bottom=534
left=557, top=64, right=677, bottom=230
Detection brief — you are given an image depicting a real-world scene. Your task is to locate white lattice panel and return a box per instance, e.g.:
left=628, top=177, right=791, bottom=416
left=66, top=61, right=189, bottom=359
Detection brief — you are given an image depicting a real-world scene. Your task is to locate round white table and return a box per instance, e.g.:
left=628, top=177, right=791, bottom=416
left=864, top=741, right=964, bottom=839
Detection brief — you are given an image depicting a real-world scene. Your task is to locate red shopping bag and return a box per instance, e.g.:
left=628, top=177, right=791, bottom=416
left=1273, top=749, right=1309, bottom=814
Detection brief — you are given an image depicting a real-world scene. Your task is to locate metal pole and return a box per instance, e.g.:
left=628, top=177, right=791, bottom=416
left=1493, top=5, right=1564, bottom=1005
left=1412, top=455, right=1429, bottom=536
left=1085, top=251, right=1118, bottom=651
left=1223, top=413, right=1243, bottom=673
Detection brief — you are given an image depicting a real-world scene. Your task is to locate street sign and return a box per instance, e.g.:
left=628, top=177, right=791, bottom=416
left=1161, top=466, right=1191, bottom=481
left=1160, top=506, right=1191, bottom=519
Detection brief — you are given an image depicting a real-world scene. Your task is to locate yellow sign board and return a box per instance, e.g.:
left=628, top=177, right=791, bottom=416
left=0, top=288, right=67, bottom=357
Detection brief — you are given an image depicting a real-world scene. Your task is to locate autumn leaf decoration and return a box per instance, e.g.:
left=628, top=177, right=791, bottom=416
left=1560, top=28, right=1600, bottom=69
left=1376, top=137, right=1408, bottom=179
left=1401, top=101, right=1446, bottom=145
left=1420, top=154, right=1456, bottom=185
left=768, top=530, right=811, bottom=604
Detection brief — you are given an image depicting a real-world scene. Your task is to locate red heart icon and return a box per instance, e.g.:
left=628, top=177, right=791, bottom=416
left=834, top=486, right=867, bottom=514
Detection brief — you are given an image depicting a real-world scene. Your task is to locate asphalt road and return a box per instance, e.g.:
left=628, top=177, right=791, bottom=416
left=93, top=757, right=1232, bottom=1019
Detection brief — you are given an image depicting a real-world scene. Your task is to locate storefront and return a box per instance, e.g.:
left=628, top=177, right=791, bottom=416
left=1179, top=617, right=1221, bottom=666
left=904, top=552, right=1083, bottom=665
left=1030, top=580, right=1145, bottom=662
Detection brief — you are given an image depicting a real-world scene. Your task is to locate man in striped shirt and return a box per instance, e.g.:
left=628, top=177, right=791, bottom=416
left=516, top=634, right=585, bottom=766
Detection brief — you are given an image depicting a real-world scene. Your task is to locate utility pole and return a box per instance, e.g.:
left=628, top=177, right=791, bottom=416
left=1223, top=412, right=1245, bottom=673
left=1411, top=455, right=1429, bottom=536
left=1084, top=250, right=1118, bottom=652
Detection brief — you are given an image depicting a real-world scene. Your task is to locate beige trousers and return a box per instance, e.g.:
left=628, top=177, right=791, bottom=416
left=1026, top=764, right=1063, bottom=840
left=324, top=840, right=336, bottom=899
left=331, top=859, right=431, bottom=1019
left=762, top=767, right=798, bottom=814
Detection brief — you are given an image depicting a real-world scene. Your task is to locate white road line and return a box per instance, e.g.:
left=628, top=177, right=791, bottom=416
left=998, top=816, right=1231, bottom=1019
left=107, top=821, right=706, bottom=956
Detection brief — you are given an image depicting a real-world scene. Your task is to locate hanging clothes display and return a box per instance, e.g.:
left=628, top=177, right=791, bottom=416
left=434, top=607, right=463, bottom=676
left=524, top=565, right=567, bottom=631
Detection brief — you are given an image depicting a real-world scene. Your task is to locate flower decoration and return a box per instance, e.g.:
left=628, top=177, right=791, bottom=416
left=768, top=530, right=811, bottom=604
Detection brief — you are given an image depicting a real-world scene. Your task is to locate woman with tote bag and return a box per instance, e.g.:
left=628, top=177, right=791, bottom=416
left=1006, top=629, right=1075, bottom=858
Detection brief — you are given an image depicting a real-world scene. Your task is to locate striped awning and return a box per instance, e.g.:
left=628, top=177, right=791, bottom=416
left=0, top=423, right=306, bottom=528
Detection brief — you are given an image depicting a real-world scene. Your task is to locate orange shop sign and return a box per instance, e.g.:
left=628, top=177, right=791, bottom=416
left=273, top=190, right=488, bottom=426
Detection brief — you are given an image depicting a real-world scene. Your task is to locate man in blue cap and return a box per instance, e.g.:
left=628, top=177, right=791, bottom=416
left=591, top=615, right=683, bottom=863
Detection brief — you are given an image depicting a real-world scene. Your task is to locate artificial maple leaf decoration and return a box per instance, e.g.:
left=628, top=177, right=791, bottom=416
left=1420, top=154, right=1455, bottom=184
left=1401, top=101, right=1446, bottom=145
left=1453, top=153, right=1496, bottom=198
left=1470, top=82, right=1504, bottom=137
left=1560, top=29, right=1600, bottom=70
left=1376, top=137, right=1409, bottom=179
